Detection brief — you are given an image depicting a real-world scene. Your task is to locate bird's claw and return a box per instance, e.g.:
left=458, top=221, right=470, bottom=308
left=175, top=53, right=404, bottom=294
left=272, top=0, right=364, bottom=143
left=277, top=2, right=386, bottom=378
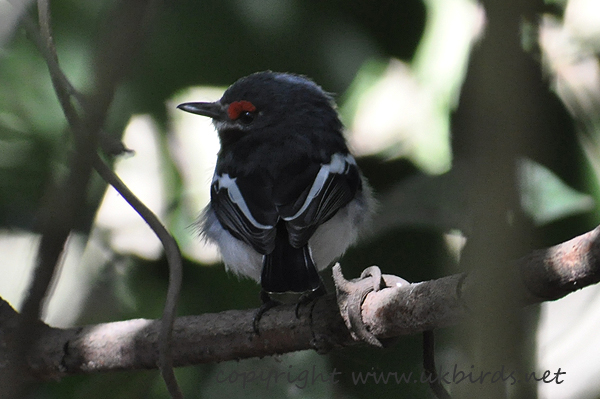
left=253, top=291, right=281, bottom=334
left=294, top=283, right=327, bottom=318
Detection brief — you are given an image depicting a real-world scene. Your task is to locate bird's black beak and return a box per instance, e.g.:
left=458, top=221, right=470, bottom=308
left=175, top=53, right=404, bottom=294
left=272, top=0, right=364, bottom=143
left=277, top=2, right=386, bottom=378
left=177, top=101, right=226, bottom=120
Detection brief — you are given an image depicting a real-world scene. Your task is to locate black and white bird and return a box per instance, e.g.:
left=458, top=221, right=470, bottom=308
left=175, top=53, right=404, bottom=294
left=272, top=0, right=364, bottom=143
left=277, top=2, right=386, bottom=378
left=178, top=71, right=373, bottom=298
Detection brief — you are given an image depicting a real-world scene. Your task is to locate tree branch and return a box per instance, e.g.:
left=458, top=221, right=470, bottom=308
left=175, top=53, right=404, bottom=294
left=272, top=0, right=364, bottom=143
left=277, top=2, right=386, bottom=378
left=4, top=1, right=174, bottom=397
left=29, top=1, right=181, bottom=396
left=7, top=2, right=99, bottom=397
left=2, top=225, right=600, bottom=380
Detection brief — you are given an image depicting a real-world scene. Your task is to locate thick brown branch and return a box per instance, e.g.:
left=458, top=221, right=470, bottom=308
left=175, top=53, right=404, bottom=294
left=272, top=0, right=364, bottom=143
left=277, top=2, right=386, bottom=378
left=2, top=225, right=600, bottom=380
left=362, top=226, right=600, bottom=340
left=519, top=225, right=600, bottom=300
left=9, top=295, right=348, bottom=378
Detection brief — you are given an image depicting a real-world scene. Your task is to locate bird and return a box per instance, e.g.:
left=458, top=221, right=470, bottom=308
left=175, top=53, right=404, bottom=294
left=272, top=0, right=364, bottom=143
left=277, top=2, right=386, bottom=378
left=177, top=71, right=373, bottom=303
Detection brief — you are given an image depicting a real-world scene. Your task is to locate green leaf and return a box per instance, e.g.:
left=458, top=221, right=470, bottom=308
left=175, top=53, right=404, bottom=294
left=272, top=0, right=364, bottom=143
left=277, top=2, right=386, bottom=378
left=519, top=158, right=594, bottom=225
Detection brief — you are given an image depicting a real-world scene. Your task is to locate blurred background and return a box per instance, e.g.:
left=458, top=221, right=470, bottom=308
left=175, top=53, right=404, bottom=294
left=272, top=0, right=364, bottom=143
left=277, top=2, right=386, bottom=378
left=1, top=0, right=600, bottom=398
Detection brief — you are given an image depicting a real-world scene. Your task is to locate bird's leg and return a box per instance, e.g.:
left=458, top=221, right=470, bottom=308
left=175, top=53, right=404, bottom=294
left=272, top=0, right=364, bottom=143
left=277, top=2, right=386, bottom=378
left=253, top=290, right=281, bottom=334
left=254, top=280, right=327, bottom=334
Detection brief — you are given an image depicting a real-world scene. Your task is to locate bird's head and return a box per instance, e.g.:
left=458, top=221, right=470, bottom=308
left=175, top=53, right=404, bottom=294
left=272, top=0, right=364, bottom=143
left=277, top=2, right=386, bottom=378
left=177, top=71, right=342, bottom=148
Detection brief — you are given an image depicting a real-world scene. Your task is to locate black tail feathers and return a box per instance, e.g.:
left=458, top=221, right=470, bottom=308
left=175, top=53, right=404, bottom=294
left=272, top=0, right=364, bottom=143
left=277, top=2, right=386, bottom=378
left=260, top=223, right=320, bottom=293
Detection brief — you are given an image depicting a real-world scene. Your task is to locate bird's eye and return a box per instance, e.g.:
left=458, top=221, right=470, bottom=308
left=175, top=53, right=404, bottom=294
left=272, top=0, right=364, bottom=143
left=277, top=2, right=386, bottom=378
left=238, top=111, right=255, bottom=124
left=228, top=100, right=257, bottom=125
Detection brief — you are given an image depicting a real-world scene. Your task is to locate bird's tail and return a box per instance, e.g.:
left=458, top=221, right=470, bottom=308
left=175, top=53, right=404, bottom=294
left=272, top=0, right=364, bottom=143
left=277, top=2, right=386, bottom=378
left=261, top=223, right=321, bottom=293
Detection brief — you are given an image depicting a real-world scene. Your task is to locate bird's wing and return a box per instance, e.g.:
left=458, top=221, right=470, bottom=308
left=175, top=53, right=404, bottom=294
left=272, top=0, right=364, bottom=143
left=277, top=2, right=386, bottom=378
left=212, top=153, right=361, bottom=254
left=210, top=173, right=278, bottom=254
left=278, top=152, right=361, bottom=248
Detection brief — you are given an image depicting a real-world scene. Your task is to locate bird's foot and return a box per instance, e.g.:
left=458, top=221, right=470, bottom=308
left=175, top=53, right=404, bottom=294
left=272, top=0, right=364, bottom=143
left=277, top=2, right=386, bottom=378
left=332, top=264, right=408, bottom=347
left=294, top=283, right=327, bottom=318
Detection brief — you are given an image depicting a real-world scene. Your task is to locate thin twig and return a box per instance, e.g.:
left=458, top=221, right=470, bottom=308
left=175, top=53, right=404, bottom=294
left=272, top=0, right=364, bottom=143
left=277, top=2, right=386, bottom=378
left=4, top=3, right=97, bottom=398
left=423, top=331, right=452, bottom=399
left=93, top=154, right=184, bottom=399
left=25, top=4, right=82, bottom=130
left=18, top=0, right=87, bottom=321
left=20, top=2, right=182, bottom=398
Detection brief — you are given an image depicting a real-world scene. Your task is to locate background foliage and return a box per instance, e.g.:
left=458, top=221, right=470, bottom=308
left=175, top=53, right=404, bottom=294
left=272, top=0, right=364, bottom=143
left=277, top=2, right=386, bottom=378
left=1, top=0, right=600, bottom=398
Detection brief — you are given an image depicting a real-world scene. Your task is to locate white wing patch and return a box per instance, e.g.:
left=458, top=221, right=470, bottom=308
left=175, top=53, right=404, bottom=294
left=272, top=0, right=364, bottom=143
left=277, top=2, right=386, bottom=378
left=283, top=153, right=356, bottom=221
left=213, top=173, right=274, bottom=229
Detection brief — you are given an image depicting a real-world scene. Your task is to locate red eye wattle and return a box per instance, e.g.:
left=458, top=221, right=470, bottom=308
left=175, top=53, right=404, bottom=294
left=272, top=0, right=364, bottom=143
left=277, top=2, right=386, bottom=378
left=227, top=100, right=256, bottom=120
